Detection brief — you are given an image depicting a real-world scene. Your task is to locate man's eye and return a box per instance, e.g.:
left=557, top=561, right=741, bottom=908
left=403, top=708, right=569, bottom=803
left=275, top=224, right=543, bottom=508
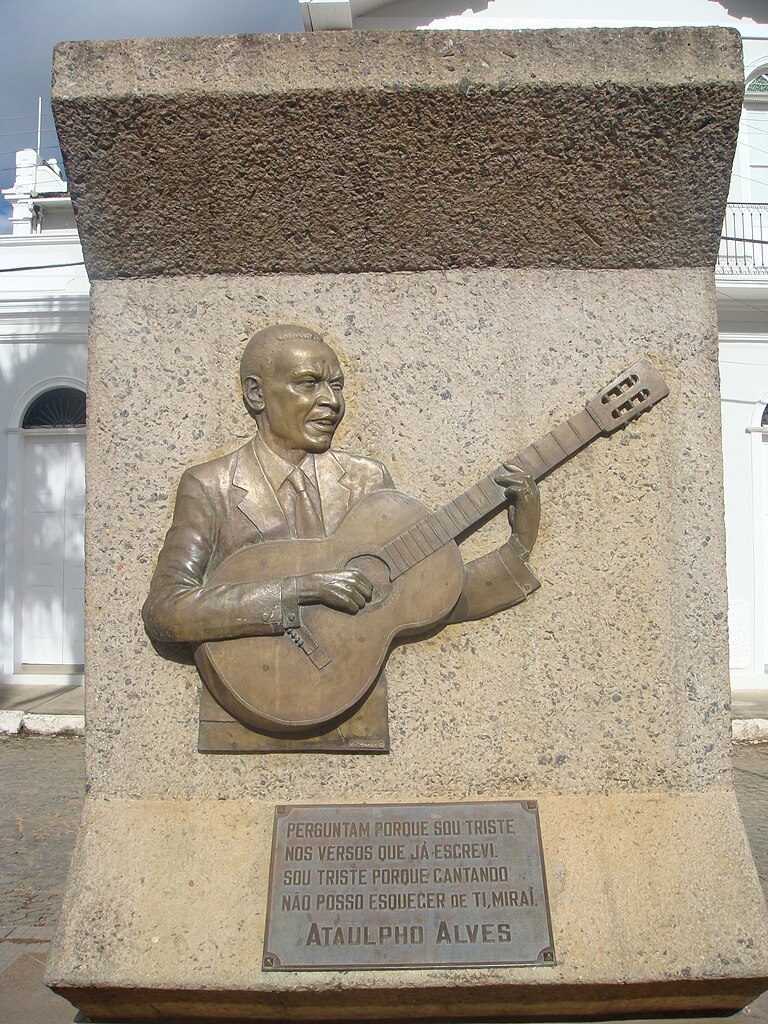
left=331, top=381, right=344, bottom=392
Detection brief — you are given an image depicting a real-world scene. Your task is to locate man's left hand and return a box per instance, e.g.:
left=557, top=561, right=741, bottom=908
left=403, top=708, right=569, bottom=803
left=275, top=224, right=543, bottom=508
left=494, top=462, right=540, bottom=559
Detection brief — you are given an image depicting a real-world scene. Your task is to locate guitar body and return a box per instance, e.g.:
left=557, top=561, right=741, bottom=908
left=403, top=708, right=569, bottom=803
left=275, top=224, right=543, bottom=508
left=195, top=489, right=465, bottom=734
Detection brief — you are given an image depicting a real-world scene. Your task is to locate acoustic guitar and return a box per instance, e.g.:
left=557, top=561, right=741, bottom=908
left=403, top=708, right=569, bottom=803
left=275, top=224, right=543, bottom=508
left=195, top=359, right=669, bottom=735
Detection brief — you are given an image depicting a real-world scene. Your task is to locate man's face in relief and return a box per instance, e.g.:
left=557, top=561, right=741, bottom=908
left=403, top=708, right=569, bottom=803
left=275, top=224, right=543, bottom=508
left=246, top=336, right=346, bottom=456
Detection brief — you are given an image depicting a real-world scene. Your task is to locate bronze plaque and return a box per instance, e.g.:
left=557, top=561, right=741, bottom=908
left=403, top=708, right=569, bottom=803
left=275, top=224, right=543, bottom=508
left=263, top=801, right=554, bottom=970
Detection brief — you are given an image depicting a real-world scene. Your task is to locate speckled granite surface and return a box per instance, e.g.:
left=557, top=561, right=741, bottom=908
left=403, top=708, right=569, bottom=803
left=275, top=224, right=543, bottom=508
left=79, top=267, right=726, bottom=801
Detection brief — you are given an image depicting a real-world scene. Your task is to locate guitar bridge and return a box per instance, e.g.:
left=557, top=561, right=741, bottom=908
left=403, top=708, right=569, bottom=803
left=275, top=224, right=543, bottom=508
left=285, top=623, right=331, bottom=671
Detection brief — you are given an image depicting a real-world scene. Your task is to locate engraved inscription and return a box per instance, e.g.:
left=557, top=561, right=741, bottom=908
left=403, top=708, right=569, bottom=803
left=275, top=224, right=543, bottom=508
left=263, top=801, right=555, bottom=970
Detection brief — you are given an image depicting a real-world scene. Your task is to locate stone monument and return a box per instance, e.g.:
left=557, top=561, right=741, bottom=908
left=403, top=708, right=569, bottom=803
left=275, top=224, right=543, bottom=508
left=46, top=27, right=768, bottom=1021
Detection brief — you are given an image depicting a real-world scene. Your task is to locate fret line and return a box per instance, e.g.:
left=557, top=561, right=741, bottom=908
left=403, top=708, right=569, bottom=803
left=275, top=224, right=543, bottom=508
left=433, top=506, right=461, bottom=540
left=442, top=503, right=470, bottom=534
left=462, top=488, right=487, bottom=517
left=570, top=407, right=603, bottom=445
left=547, top=431, right=570, bottom=459
left=551, top=420, right=581, bottom=456
left=455, top=492, right=484, bottom=524
left=400, top=532, right=424, bottom=564
left=515, top=447, right=549, bottom=479
left=414, top=519, right=443, bottom=555
left=406, top=525, right=433, bottom=558
left=477, top=475, right=505, bottom=509
left=384, top=543, right=410, bottom=577
left=531, top=438, right=565, bottom=473
left=424, top=513, right=452, bottom=545
left=390, top=537, right=415, bottom=572
left=469, top=481, right=499, bottom=514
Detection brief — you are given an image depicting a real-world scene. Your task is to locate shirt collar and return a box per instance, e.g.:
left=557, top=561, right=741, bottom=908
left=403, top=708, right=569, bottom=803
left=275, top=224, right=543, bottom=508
left=253, top=433, right=317, bottom=493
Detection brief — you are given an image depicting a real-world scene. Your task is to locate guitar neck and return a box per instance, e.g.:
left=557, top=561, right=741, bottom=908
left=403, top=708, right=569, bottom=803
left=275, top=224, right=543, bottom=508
left=379, top=407, right=601, bottom=581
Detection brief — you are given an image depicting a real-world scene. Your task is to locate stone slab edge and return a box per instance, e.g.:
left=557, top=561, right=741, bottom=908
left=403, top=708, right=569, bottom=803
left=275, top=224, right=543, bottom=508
left=51, top=28, right=744, bottom=96
left=45, top=790, right=768, bottom=1021
left=0, top=716, right=760, bottom=742
left=0, top=712, right=85, bottom=737
left=733, top=719, right=768, bottom=744
left=0, top=710, right=22, bottom=735
left=50, top=28, right=743, bottom=280
left=21, top=713, right=84, bottom=736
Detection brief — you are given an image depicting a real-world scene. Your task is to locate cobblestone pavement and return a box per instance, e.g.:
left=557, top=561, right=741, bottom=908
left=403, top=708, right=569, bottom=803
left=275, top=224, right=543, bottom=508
left=0, top=739, right=84, bottom=937
left=1, top=738, right=768, bottom=1022
left=0, top=738, right=85, bottom=1022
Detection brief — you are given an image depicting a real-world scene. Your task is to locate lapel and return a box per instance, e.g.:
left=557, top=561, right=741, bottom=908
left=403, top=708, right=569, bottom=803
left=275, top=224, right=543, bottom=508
left=315, top=452, right=354, bottom=535
left=231, top=439, right=290, bottom=540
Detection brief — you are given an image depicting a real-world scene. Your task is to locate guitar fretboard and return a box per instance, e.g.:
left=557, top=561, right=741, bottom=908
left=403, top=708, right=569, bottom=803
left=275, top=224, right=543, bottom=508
left=379, top=407, right=601, bottom=581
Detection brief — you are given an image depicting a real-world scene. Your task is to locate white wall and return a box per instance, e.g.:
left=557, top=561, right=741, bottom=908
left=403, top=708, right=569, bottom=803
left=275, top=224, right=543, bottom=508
left=353, top=0, right=768, bottom=32
left=0, top=224, right=88, bottom=677
left=719, top=340, right=768, bottom=686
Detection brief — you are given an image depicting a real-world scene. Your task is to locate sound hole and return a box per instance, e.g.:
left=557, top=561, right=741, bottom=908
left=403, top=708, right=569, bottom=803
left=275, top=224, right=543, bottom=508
left=344, top=553, right=392, bottom=608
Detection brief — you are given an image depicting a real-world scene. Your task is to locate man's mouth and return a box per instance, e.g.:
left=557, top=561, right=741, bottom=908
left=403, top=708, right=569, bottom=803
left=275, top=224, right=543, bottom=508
left=308, top=417, right=337, bottom=431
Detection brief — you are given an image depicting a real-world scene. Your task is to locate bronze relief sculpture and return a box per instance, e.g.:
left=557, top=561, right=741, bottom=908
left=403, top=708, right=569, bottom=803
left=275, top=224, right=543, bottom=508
left=143, top=323, right=667, bottom=750
left=143, top=324, right=540, bottom=747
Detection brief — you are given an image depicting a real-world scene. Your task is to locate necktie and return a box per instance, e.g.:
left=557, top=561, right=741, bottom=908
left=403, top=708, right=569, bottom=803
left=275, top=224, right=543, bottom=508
left=288, top=467, right=324, bottom=538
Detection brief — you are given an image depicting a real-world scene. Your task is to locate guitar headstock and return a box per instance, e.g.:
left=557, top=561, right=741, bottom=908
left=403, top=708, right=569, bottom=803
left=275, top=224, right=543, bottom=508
left=585, top=358, right=669, bottom=434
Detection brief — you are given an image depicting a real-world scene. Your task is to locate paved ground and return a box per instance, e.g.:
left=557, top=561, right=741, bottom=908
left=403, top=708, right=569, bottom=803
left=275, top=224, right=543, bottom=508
left=1, top=737, right=768, bottom=1023
left=0, top=683, right=83, bottom=718
left=0, top=738, right=85, bottom=1023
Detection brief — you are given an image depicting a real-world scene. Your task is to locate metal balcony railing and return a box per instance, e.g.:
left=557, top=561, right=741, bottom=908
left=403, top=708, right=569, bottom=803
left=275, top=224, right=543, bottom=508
left=717, top=203, right=768, bottom=275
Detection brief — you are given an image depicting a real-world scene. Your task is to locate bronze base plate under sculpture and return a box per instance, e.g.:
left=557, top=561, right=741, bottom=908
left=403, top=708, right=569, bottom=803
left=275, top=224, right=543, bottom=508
left=198, top=671, right=390, bottom=753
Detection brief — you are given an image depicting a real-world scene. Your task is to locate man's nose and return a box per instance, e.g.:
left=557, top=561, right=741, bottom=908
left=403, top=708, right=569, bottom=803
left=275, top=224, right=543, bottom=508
left=317, top=382, right=341, bottom=409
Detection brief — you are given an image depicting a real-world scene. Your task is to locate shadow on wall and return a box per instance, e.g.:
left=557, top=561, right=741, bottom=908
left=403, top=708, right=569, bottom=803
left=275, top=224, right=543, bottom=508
left=20, top=426, right=85, bottom=668
left=720, top=1, right=768, bottom=22
left=0, top=305, right=85, bottom=392
left=7, top=377, right=86, bottom=670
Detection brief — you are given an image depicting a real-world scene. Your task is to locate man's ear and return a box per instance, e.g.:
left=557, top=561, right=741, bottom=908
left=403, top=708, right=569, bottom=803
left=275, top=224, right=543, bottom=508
left=242, top=375, right=265, bottom=417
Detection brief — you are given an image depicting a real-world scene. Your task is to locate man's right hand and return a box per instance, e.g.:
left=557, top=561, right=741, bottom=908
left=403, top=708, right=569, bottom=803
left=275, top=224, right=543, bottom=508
left=296, top=569, right=373, bottom=614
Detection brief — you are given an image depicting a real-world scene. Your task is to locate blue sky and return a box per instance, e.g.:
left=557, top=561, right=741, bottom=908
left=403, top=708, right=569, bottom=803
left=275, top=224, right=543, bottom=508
left=0, top=0, right=304, bottom=229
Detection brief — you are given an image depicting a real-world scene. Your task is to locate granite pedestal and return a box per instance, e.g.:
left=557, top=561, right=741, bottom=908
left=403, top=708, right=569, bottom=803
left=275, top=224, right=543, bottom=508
left=46, top=27, right=768, bottom=1021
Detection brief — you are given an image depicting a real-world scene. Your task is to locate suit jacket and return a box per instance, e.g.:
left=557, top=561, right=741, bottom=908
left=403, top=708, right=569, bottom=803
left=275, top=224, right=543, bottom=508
left=142, top=439, right=393, bottom=643
left=143, top=437, right=539, bottom=646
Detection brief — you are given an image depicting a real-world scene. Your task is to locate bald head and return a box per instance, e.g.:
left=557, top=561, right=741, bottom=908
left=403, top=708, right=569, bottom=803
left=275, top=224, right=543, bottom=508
left=240, top=324, right=325, bottom=386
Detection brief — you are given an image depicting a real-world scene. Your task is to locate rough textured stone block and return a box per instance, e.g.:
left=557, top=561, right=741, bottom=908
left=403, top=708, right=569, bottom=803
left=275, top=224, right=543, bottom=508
left=51, top=28, right=743, bottom=280
left=46, top=27, right=768, bottom=1023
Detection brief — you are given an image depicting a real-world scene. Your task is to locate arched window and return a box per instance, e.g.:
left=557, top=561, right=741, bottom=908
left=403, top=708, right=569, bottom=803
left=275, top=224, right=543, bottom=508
left=747, top=73, right=768, bottom=96
left=21, top=387, right=86, bottom=429
left=742, top=65, right=768, bottom=207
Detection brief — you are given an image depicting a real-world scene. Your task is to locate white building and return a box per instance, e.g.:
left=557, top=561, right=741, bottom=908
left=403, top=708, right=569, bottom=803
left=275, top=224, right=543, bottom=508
left=301, top=0, right=768, bottom=693
left=716, top=46, right=768, bottom=691
left=0, top=148, right=88, bottom=683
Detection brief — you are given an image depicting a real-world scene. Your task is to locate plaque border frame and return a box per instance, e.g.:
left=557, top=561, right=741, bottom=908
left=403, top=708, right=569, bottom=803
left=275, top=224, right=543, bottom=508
left=262, top=799, right=556, bottom=972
